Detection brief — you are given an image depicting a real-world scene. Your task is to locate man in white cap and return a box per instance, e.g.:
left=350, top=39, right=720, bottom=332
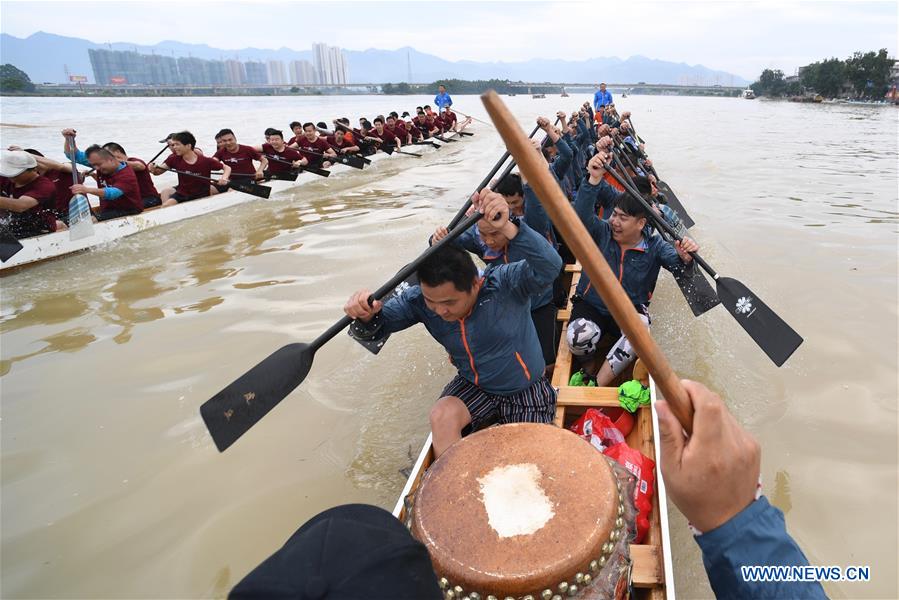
left=0, top=150, right=67, bottom=238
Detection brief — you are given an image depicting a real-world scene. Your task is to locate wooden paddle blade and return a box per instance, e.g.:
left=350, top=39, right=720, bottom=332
left=0, top=231, right=24, bottom=262
left=229, top=179, right=272, bottom=199
left=656, top=181, right=695, bottom=229
left=200, top=342, right=315, bottom=451
left=267, top=172, right=299, bottom=182
left=672, top=266, right=720, bottom=317
left=715, top=276, right=803, bottom=366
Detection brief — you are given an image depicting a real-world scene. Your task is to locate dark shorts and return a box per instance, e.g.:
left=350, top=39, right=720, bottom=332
left=171, top=191, right=209, bottom=203
left=143, top=196, right=161, bottom=208
left=441, top=374, right=557, bottom=432
left=97, top=207, right=142, bottom=222
left=531, top=302, right=558, bottom=366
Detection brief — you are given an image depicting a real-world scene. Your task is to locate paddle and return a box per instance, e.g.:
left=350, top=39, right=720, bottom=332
left=603, top=164, right=802, bottom=366
left=608, top=156, right=720, bottom=317
left=265, top=171, right=299, bottom=182
left=0, top=225, right=24, bottom=262
left=167, top=169, right=272, bottom=199
left=65, top=135, right=95, bottom=241
left=453, top=109, right=493, bottom=129
left=199, top=209, right=491, bottom=451
left=264, top=154, right=331, bottom=178
left=434, top=135, right=458, bottom=144
left=301, top=148, right=365, bottom=170
left=332, top=125, right=374, bottom=163
left=381, top=144, right=422, bottom=158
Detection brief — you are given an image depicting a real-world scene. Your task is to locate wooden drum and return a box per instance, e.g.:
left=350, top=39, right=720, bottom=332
left=410, top=423, right=629, bottom=600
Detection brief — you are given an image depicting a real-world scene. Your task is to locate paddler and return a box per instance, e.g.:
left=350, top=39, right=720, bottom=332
left=567, top=152, right=698, bottom=387
left=291, top=122, right=337, bottom=168
left=101, top=142, right=162, bottom=208
left=344, top=188, right=562, bottom=457
left=366, top=116, right=402, bottom=151
left=0, top=150, right=66, bottom=238
left=68, top=145, right=143, bottom=221
left=148, top=131, right=230, bottom=206
left=213, top=129, right=268, bottom=181
left=256, top=128, right=306, bottom=176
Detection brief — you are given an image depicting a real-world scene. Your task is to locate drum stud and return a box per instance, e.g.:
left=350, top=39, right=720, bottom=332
left=567, top=584, right=578, bottom=597
left=589, top=559, right=599, bottom=573
left=583, top=574, right=592, bottom=586
left=541, top=590, right=553, bottom=600
left=469, top=594, right=481, bottom=600
left=558, top=581, right=568, bottom=593
left=445, top=591, right=455, bottom=600
left=616, top=517, right=624, bottom=528
left=551, top=595, right=563, bottom=600
left=618, top=504, right=624, bottom=516
left=618, top=493, right=624, bottom=504
left=611, top=529, right=619, bottom=542
left=486, top=596, right=498, bottom=600
left=454, top=586, right=464, bottom=595
left=575, top=573, right=584, bottom=584
left=523, top=595, right=535, bottom=600
left=504, top=596, right=515, bottom=600
left=603, top=541, right=613, bottom=554
left=599, top=555, right=607, bottom=568
left=439, top=578, right=449, bottom=590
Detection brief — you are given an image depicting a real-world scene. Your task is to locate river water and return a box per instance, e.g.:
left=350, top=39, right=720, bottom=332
left=1, top=95, right=896, bottom=599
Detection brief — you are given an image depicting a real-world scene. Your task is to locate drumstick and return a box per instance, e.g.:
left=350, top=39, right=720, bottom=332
left=480, top=90, right=695, bottom=435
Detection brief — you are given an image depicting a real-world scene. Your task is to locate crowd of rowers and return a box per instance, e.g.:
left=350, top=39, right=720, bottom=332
left=349, top=100, right=698, bottom=458
left=0, top=105, right=472, bottom=240
left=341, top=100, right=824, bottom=599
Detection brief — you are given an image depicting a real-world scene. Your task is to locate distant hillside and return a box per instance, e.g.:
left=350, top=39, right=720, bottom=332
left=0, top=31, right=749, bottom=86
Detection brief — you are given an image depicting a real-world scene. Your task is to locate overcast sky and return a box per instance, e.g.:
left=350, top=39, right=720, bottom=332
left=2, top=0, right=896, bottom=79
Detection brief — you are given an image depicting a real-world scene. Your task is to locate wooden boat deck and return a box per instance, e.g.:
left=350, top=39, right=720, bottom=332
left=394, top=263, right=674, bottom=599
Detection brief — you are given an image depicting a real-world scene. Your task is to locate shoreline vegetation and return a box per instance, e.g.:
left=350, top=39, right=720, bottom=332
left=749, top=48, right=897, bottom=101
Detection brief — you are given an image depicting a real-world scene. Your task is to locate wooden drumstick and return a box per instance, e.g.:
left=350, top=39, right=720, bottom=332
left=480, top=90, right=694, bottom=435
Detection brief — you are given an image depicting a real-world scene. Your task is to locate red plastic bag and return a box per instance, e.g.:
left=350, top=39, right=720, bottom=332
left=603, top=442, right=656, bottom=543
left=570, top=408, right=626, bottom=452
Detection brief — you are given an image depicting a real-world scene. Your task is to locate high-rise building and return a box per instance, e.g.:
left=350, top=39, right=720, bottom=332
left=225, top=60, right=246, bottom=86
left=312, top=42, right=348, bottom=85
left=244, top=61, right=268, bottom=85
left=177, top=57, right=228, bottom=85
left=289, top=60, right=316, bottom=85
left=267, top=60, right=287, bottom=85
left=88, top=49, right=180, bottom=85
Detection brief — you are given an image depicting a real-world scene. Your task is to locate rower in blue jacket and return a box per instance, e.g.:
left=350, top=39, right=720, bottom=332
left=345, top=189, right=562, bottom=457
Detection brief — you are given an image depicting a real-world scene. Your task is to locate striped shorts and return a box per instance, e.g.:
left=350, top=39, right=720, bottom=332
left=441, top=375, right=557, bottom=432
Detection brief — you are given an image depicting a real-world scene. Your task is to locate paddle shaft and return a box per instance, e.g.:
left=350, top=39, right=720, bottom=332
left=481, top=90, right=694, bottom=434
left=446, top=119, right=555, bottom=230
left=66, top=135, right=79, bottom=187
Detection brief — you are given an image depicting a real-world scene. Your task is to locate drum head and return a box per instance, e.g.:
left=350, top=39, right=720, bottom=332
left=411, top=423, right=623, bottom=599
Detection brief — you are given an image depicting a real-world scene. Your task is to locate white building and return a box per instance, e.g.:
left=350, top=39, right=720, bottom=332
left=266, top=60, right=287, bottom=85
left=290, top=60, right=317, bottom=85
left=312, top=43, right=348, bottom=85
left=225, top=60, right=245, bottom=86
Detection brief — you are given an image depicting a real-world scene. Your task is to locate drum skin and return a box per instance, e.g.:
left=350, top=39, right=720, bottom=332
left=411, top=423, right=619, bottom=598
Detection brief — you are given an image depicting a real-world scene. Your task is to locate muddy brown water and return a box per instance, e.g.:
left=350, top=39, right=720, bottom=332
left=1, top=95, right=896, bottom=598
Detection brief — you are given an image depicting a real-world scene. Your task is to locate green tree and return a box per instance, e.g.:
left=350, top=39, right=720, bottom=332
left=751, top=68, right=787, bottom=96
left=802, top=58, right=846, bottom=98
left=845, top=49, right=892, bottom=98
left=0, top=63, right=36, bottom=93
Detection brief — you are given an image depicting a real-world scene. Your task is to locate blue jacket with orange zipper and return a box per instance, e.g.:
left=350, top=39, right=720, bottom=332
left=380, top=220, right=562, bottom=395
left=573, top=178, right=690, bottom=315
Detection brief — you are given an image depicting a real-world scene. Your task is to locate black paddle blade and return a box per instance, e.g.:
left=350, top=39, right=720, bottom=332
left=350, top=330, right=391, bottom=355
left=267, top=171, right=299, bottom=182
left=457, top=131, right=474, bottom=137
left=380, top=144, right=394, bottom=155
left=672, top=266, right=720, bottom=317
left=715, top=277, right=803, bottom=366
left=300, top=166, right=330, bottom=178
left=200, top=342, right=315, bottom=451
left=656, top=181, right=695, bottom=229
left=335, top=155, right=365, bottom=169
left=229, top=179, right=272, bottom=199
left=0, top=232, right=24, bottom=262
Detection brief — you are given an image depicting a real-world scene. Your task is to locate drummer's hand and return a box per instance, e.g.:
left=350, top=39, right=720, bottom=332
left=61, top=128, right=77, bottom=137
left=344, top=289, right=382, bottom=322
left=432, top=225, right=449, bottom=245
left=656, top=380, right=761, bottom=533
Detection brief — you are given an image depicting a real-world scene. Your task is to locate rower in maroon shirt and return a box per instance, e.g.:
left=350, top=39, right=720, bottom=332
left=213, top=129, right=268, bottom=180
left=366, top=116, right=402, bottom=152
left=149, top=131, right=230, bottom=206
left=286, top=121, right=306, bottom=147
left=327, top=127, right=361, bottom=155
left=412, top=110, right=439, bottom=139
left=290, top=123, right=337, bottom=168
left=69, top=145, right=143, bottom=221
left=256, top=128, right=306, bottom=175
left=0, top=150, right=65, bottom=238
left=101, top=142, right=162, bottom=208
left=386, top=114, right=412, bottom=145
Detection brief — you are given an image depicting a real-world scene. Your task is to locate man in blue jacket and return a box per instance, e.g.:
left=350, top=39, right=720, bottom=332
left=593, top=82, right=613, bottom=112
left=434, top=84, right=452, bottom=113
left=567, top=152, right=698, bottom=386
left=344, top=189, right=563, bottom=456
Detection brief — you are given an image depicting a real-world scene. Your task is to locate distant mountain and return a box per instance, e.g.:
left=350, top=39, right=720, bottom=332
left=0, top=31, right=749, bottom=86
